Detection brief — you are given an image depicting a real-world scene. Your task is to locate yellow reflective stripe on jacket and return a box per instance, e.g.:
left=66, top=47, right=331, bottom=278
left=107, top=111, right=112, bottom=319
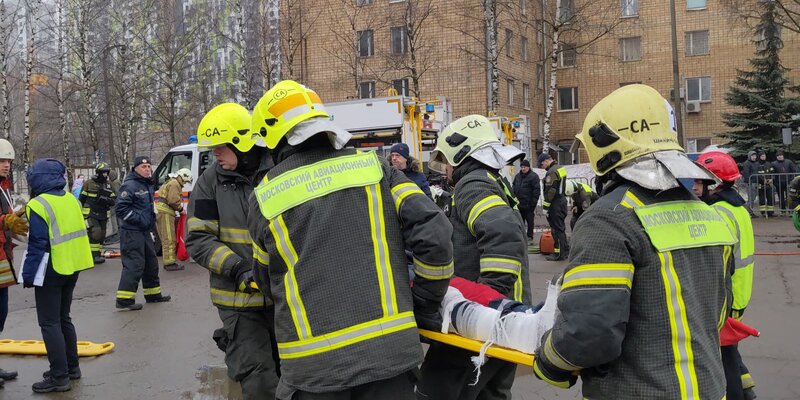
left=480, top=257, right=521, bottom=275
left=255, top=151, right=383, bottom=219
left=210, top=288, right=265, bottom=308
left=270, top=215, right=313, bottom=340
left=713, top=203, right=754, bottom=311
left=658, top=251, right=700, bottom=399
left=412, top=258, right=454, bottom=280
left=542, top=331, right=579, bottom=371
left=208, top=246, right=235, bottom=275
left=253, top=242, right=269, bottom=265
left=391, top=182, right=425, bottom=213
left=562, top=263, right=634, bottom=290
left=620, top=190, right=645, bottom=209
left=220, top=227, right=252, bottom=244
left=81, top=191, right=97, bottom=197
left=81, top=207, right=90, bottom=216
left=534, top=361, right=572, bottom=389
left=468, top=195, right=506, bottom=234
left=579, top=182, right=593, bottom=193
left=277, top=311, right=416, bottom=359
left=187, top=217, right=220, bottom=235
left=365, top=184, right=399, bottom=316
left=143, top=287, right=161, bottom=296
left=719, top=246, right=732, bottom=331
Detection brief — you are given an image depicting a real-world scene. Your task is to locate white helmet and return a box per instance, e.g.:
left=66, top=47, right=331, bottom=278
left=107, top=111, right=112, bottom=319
left=564, top=180, right=578, bottom=197
left=0, top=139, right=14, bottom=160
left=176, top=168, right=192, bottom=183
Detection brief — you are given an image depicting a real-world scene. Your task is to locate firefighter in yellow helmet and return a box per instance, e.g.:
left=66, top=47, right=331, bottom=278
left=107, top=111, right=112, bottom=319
left=248, top=80, right=453, bottom=399
left=533, top=84, right=735, bottom=399
left=155, top=168, right=191, bottom=271
left=185, top=103, right=279, bottom=400
left=417, top=115, right=531, bottom=400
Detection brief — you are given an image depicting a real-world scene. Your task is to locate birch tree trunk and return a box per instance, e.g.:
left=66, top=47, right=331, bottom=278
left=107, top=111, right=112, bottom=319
left=267, top=0, right=281, bottom=86
left=234, top=0, right=250, bottom=107
left=542, top=0, right=562, bottom=153
left=0, top=0, right=10, bottom=140
left=483, top=0, right=498, bottom=114
left=58, top=0, right=72, bottom=186
left=22, top=1, right=40, bottom=170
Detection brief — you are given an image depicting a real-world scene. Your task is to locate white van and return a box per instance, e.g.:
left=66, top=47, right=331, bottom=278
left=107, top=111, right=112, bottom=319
left=153, top=142, right=212, bottom=207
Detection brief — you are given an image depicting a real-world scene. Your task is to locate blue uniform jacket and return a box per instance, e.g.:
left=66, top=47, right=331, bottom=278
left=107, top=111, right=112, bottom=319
left=115, top=171, right=155, bottom=231
left=402, top=168, right=432, bottom=199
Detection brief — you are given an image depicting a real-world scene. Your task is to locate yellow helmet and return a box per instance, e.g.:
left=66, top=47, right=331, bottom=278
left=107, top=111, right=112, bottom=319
left=197, top=103, right=257, bottom=152
left=575, top=84, right=683, bottom=176
left=251, top=80, right=329, bottom=149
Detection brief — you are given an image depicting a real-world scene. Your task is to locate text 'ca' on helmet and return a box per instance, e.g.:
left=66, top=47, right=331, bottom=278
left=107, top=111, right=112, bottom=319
left=0, top=139, right=14, bottom=160
left=429, top=114, right=523, bottom=174
left=251, top=80, right=333, bottom=150
left=175, top=168, right=193, bottom=184
left=197, top=103, right=260, bottom=152
left=695, top=151, right=741, bottom=183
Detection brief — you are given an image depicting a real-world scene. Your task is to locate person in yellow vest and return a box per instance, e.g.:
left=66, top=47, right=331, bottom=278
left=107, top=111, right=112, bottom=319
left=156, top=168, right=192, bottom=271
left=693, top=151, right=757, bottom=400
left=0, top=138, right=26, bottom=388
left=21, top=159, right=94, bottom=393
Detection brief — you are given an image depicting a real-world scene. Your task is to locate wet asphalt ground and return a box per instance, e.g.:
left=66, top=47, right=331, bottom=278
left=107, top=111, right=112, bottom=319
left=1, top=217, right=798, bottom=399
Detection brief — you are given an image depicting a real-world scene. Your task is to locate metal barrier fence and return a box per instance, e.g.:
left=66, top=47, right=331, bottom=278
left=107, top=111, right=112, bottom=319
left=746, top=173, right=799, bottom=217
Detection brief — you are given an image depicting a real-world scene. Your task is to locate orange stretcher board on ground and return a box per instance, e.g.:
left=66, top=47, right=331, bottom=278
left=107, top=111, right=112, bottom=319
left=418, top=329, right=535, bottom=367
left=0, top=340, right=115, bottom=357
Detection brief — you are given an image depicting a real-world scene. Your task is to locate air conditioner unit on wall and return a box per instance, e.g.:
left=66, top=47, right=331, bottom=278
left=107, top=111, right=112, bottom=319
left=686, top=101, right=701, bottom=113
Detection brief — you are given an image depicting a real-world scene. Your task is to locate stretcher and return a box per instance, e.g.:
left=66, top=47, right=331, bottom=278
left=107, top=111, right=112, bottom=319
left=0, top=340, right=115, bottom=357
left=418, top=329, right=535, bottom=367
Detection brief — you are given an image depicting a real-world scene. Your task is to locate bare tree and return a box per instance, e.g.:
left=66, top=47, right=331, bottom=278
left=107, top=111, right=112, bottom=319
left=539, top=0, right=621, bottom=150
left=723, top=0, right=800, bottom=33
left=386, top=0, right=438, bottom=98
left=0, top=0, right=19, bottom=140
left=279, top=0, right=320, bottom=84
left=22, top=0, right=44, bottom=169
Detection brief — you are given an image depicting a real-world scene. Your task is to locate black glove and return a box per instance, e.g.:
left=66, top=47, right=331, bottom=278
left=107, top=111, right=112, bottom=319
left=23, top=280, right=34, bottom=288
left=414, top=307, right=443, bottom=332
left=533, top=353, right=578, bottom=389
left=236, top=269, right=256, bottom=294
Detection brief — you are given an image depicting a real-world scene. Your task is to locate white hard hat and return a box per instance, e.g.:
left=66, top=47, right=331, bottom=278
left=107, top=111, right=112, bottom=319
left=564, top=180, right=578, bottom=197
left=176, top=168, right=192, bottom=183
left=0, top=139, right=14, bottom=160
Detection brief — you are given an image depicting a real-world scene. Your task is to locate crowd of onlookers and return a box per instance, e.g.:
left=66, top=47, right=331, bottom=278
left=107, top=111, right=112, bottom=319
left=739, top=150, right=799, bottom=217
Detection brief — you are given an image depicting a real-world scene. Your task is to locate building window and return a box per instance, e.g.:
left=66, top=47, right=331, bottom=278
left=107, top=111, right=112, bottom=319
left=358, top=30, right=374, bottom=57
left=619, top=37, right=641, bottom=62
left=392, top=78, right=409, bottom=96
left=356, top=0, right=372, bottom=5
left=505, top=29, right=514, bottom=57
left=507, top=79, right=515, bottom=105
left=359, top=81, right=375, bottom=99
left=521, top=36, right=529, bottom=61
left=685, top=30, right=709, bottom=56
left=559, top=0, right=575, bottom=23
left=523, top=83, right=531, bottom=109
left=687, top=0, right=706, bottom=10
left=390, top=26, right=408, bottom=55
left=537, top=64, right=544, bottom=89
left=559, top=43, right=576, bottom=67
left=520, top=0, right=527, bottom=15
left=620, top=0, right=638, bottom=17
left=687, top=138, right=711, bottom=153
left=557, top=87, right=578, bottom=111
left=686, top=77, right=711, bottom=102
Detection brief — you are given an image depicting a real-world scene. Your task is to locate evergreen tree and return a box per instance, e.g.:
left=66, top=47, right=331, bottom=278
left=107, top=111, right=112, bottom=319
left=722, top=0, right=800, bottom=157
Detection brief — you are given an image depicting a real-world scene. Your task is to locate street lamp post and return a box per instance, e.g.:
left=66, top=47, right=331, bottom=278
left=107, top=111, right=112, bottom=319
left=669, top=0, right=685, bottom=147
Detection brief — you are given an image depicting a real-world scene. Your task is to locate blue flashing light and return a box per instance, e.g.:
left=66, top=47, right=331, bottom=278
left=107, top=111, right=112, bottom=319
left=513, top=121, right=521, bottom=128
left=425, top=103, right=435, bottom=113
left=188, top=135, right=198, bottom=144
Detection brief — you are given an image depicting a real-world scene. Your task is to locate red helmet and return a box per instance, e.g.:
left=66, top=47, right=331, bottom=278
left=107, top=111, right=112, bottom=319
left=695, top=151, right=741, bottom=183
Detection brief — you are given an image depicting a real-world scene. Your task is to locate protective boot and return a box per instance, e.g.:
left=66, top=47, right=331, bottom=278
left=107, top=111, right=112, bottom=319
left=92, top=252, right=106, bottom=265
left=0, top=368, right=17, bottom=380
left=145, top=294, right=172, bottom=303
left=163, top=263, right=184, bottom=271
left=115, top=299, right=143, bottom=311
left=32, top=377, right=71, bottom=393
left=43, top=368, right=81, bottom=380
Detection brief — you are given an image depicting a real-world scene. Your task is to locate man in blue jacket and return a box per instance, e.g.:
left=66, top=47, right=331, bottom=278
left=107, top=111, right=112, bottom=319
left=115, top=156, right=170, bottom=310
left=22, top=159, right=93, bottom=393
left=390, top=143, right=432, bottom=199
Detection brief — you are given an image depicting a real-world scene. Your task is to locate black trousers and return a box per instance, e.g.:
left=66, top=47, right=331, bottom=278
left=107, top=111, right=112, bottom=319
left=117, top=229, right=162, bottom=301
left=518, top=206, right=535, bottom=239
left=279, top=370, right=417, bottom=400
left=776, top=182, right=790, bottom=211
left=758, top=184, right=774, bottom=215
left=722, top=345, right=745, bottom=400
left=416, top=342, right=516, bottom=400
left=547, top=197, right=569, bottom=258
left=218, top=308, right=281, bottom=400
left=35, top=273, right=80, bottom=380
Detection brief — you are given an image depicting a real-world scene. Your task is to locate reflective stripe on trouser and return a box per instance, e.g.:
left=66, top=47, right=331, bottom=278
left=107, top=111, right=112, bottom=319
left=116, top=229, right=161, bottom=301
left=658, top=251, right=700, bottom=399
left=86, top=217, right=106, bottom=257
left=156, top=213, right=177, bottom=265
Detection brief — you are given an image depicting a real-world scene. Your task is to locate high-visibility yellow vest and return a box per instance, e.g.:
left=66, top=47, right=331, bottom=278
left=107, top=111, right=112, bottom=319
left=27, top=193, right=94, bottom=275
left=713, top=201, right=755, bottom=314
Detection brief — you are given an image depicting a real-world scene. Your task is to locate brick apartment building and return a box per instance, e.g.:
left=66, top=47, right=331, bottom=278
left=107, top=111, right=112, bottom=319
left=283, top=0, right=800, bottom=164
